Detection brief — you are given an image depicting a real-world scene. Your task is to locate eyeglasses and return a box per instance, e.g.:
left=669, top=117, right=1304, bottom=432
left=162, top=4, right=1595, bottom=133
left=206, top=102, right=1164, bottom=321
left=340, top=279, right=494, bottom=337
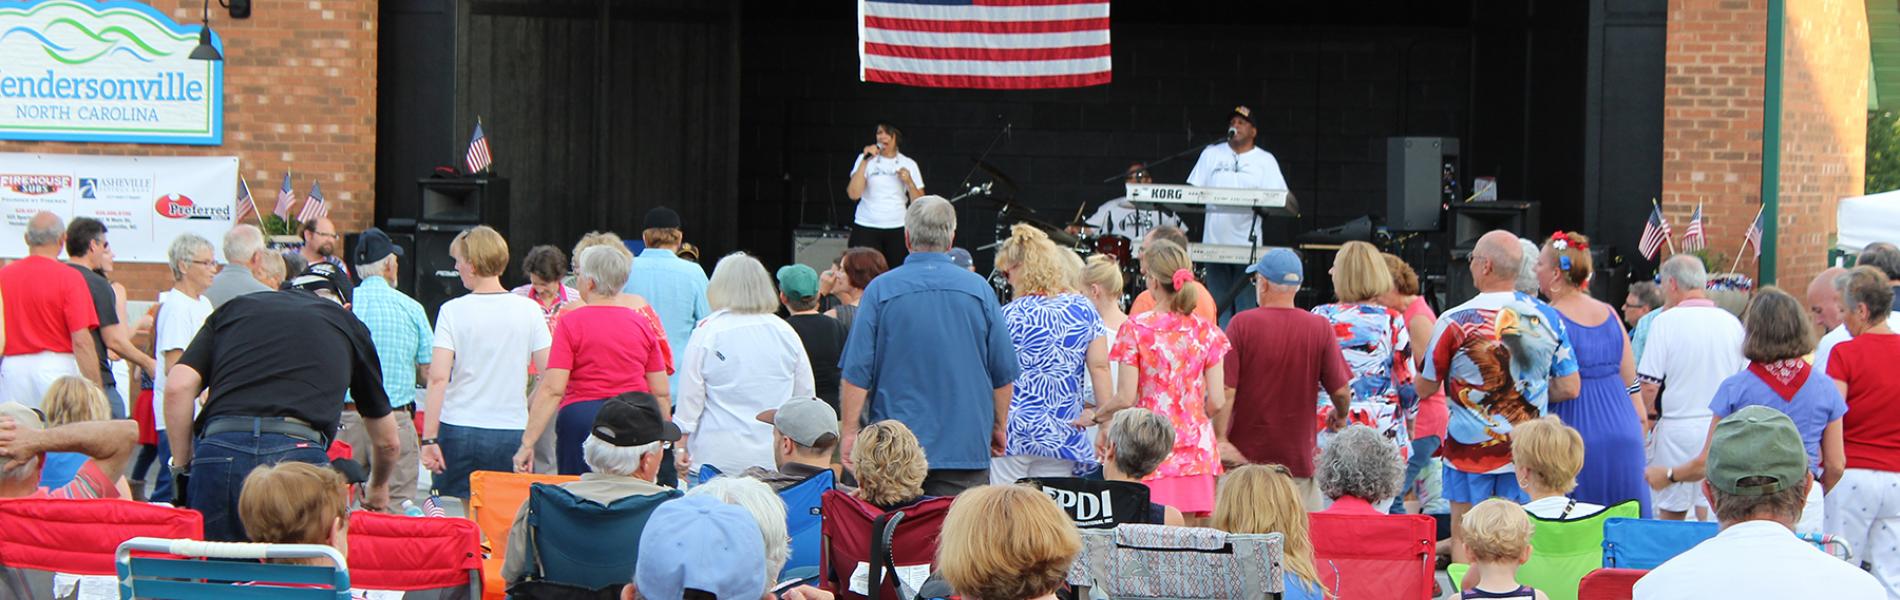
left=187, top=259, right=217, bottom=268
left=311, top=232, right=338, bottom=240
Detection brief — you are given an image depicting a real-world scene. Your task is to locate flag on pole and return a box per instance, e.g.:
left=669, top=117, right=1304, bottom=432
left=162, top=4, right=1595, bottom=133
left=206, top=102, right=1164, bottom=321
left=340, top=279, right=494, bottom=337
left=466, top=121, right=492, bottom=175
left=1639, top=203, right=1672, bottom=260
left=296, top=181, right=328, bottom=223
left=235, top=177, right=257, bottom=224
left=1745, top=209, right=1764, bottom=258
left=1682, top=202, right=1705, bottom=251
left=421, top=495, right=447, bottom=518
left=272, top=172, right=296, bottom=219
left=857, top=0, right=1113, bottom=90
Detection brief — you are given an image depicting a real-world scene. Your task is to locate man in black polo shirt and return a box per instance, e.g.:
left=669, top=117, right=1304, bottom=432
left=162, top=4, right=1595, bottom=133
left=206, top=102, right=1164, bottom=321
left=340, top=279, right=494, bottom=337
left=162, top=264, right=399, bottom=542
left=64, top=217, right=156, bottom=418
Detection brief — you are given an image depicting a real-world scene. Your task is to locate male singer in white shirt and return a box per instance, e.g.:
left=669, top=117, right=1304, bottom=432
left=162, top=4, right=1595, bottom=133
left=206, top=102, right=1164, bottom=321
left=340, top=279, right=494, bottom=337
left=1186, top=106, right=1291, bottom=325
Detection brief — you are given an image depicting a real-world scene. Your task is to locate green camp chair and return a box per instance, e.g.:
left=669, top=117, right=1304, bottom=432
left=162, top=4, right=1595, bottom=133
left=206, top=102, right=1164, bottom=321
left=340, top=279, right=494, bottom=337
left=1447, top=500, right=1641, bottom=600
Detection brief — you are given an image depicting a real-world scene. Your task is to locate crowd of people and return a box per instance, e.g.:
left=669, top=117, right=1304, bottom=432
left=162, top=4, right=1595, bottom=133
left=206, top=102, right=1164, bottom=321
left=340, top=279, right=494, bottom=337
left=0, top=193, right=1892, bottom=599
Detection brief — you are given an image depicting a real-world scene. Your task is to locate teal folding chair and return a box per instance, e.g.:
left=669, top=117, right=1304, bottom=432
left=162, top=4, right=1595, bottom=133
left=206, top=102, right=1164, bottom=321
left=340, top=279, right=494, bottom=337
left=116, top=537, right=349, bottom=599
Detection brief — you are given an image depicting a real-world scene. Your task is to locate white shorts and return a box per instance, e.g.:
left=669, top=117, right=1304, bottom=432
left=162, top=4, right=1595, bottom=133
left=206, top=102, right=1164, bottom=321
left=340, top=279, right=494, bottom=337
left=991, top=455, right=1076, bottom=485
left=1647, top=416, right=1714, bottom=513
left=0, top=352, right=80, bottom=409
left=1825, top=468, right=1900, bottom=592
left=1798, top=481, right=1825, bottom=537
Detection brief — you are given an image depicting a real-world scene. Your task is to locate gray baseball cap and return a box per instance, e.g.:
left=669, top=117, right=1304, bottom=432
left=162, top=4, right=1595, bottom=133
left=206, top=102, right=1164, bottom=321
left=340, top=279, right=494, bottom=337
left=756, top=398, right=839, bottom=447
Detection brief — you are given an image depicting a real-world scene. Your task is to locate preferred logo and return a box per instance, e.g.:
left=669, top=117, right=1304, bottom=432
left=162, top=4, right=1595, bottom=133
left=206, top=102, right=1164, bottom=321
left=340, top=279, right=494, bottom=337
left=154, top=193, right=230, bottom=220
left=0, top=174, right=70, bottom=195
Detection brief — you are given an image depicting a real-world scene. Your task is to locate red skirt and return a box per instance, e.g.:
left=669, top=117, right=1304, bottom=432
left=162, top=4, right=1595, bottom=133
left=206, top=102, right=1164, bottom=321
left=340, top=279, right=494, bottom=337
left=132, top=389, right=156, bottom=445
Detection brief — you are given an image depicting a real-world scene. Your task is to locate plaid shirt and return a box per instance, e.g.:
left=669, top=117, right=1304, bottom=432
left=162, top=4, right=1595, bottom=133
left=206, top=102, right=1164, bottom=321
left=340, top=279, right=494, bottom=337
left=349, top=276, right=432, bottom=408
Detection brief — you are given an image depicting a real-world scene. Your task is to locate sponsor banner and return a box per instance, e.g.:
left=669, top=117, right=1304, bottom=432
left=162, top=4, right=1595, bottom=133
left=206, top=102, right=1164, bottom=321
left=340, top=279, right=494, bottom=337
left=0, top=152, right=237, bottom=262
left=0, top=0, right=223, bottom=145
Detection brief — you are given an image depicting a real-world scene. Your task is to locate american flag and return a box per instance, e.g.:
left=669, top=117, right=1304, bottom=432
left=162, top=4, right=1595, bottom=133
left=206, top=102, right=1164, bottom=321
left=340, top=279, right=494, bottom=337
left=1745, top=209, right=1764, bottom=258
left=1682, top=202, right=1705, bottom=251
left=857, top=0, right=1112, bottom=90
left=1639, top=204, right=1672, bottom=260
left=296, top=181, right=328, bottom=223
left=466, top=121, right=492, bottom=175
left=421, top=495, right=447, bottom=518
left=234, top=177, right=257, bottom=224
left=272, top=172, right=296, bottom=218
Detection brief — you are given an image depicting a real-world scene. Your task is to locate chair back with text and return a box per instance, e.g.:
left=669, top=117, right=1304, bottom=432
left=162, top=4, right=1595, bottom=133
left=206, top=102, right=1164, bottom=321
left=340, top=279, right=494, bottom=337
left=116, top=537, right=348, bottom=599
left=1519, top=500, right=1642, bottom=600
left=1309, top=511, right=1436, bottom=600
left=522, top=483, right=681, bottom=591
left=1600, top=518, right=1717, bottom=570
left=780, top=469, right=837, bottom=577
left=818, top=491, right=953, bottom=600
left=0, top=498, right=201, bottom=598
left=1066, top=524, right=1284, bottom=598
left=348, top=511, right=484, bottom=598
left=467, top=470, right=578, bottom=600
left=1577, top=568, right=1647, bottom=600
left=1019, top=477, right=1156, bottom=529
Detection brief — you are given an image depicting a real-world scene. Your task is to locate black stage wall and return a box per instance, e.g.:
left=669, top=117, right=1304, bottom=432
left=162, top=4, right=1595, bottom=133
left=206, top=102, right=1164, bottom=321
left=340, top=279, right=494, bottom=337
left=377, top=0, right=1665, bottom=287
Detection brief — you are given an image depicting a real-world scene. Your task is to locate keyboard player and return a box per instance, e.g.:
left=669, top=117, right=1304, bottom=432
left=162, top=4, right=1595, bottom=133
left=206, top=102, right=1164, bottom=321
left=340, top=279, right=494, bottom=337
left=1186, top=105, right=1291, bottom=325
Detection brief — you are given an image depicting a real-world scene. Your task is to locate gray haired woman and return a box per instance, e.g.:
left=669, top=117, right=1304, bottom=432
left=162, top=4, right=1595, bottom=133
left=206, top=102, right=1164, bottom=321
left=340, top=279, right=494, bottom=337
left=147, top=233, right=217, bottom=503
left=1316, top=425, right=1405, bottom=514
left=675, top=253, right=816, bottom=478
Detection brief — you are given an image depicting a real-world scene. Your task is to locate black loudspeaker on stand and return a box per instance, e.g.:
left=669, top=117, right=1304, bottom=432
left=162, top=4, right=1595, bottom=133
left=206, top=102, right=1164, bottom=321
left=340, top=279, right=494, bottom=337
left=409, top=176, right=511, bottom=322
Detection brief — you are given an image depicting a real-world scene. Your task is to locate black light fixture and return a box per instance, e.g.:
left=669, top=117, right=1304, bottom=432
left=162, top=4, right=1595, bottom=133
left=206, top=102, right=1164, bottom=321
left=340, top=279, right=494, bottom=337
left=188, top=0, right=221, bottom=61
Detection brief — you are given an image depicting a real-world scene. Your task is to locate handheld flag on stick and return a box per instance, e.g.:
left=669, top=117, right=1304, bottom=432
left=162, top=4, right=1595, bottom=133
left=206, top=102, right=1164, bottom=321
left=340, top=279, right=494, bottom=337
left=235, top=177, right=259, bottom=225
left=1682, top=201, right=1705, bottom=251
left=272, top=172, right=296, bottom=219
left=296, top=181, right=328, bottom=223
left=1731, top=206, right=1766, bottom=272
left=1639, top=200, right=1673, bottom=261
left=466, top=120, right=492, bottom=175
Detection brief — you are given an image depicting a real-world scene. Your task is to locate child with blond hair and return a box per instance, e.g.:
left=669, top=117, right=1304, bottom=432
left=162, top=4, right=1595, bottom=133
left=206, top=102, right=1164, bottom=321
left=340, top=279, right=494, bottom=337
left=1459, top=498, right=1549, bottom=600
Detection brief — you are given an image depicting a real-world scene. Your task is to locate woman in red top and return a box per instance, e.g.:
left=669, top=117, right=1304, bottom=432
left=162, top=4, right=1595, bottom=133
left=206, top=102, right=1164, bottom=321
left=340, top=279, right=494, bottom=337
left=1823, top=266, right=1900, bottom=583
left=515, top=245, right=671, bottom=475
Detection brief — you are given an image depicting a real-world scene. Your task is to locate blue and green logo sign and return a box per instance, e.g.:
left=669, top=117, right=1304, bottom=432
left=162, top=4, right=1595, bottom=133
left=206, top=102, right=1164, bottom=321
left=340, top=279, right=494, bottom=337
left=0, top=0, right=222, bottom=145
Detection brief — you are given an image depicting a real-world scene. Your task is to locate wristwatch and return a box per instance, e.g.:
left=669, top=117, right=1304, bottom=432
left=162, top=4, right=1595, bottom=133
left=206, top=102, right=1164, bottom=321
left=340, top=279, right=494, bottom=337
left=1666, top=467, right=1677, bottom=483
left=169, top=463, right=189, bottom=478
left=420, top=438, right=438, bottom=447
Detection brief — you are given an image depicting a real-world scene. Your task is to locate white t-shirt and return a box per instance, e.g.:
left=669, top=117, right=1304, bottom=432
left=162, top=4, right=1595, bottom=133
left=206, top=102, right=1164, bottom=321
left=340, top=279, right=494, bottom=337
left=1633, top=520, right=1884, bottom=600
left=152, top=289, right=213, bottom=432
left=849, top=153, right=923, bottom=229
left=1636, top=301, right=1745, bottom=419
left=1186, top=144, right=1288, bottom=246
left=675, top=311, right=815, bottom=476
left=1085, top=197, right=1187, bottom=254
left=1521, top=495, right=1606, bottom=520
left=432, top=292, right=552, bottom=430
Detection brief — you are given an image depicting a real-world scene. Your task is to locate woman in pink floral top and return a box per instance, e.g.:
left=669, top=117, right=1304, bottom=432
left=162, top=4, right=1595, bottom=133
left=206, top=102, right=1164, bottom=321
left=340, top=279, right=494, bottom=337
left=1101, top=240, right=1230, bottom=516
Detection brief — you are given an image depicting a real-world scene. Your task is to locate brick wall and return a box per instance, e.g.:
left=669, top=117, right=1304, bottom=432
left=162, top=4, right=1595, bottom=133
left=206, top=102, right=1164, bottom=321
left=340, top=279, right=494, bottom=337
left=0, top=0, right=377, bottom=304
left=1661, top=0, right=1866, bottom=289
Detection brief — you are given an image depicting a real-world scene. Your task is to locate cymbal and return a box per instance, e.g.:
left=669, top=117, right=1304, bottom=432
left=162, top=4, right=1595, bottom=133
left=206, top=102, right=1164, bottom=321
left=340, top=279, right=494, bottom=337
left=971, top=159, right=1020, bottom=193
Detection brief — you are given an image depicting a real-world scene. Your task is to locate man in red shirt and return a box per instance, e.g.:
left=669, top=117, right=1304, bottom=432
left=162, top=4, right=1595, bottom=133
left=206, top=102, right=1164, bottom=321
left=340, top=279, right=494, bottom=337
left=1824, top=265, right=1900, bottom=585
left=0, top=212, right=100, bottom=408
left=1221, top=247, right=1350, bottom=510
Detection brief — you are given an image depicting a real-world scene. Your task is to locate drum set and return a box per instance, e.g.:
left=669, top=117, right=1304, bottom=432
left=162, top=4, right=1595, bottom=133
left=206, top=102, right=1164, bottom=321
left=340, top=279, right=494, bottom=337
left=974, top=197, right=1143, bottom=306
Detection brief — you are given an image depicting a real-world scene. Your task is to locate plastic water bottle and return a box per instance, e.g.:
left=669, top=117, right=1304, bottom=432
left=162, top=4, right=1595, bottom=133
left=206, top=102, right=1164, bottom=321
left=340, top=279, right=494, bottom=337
left=401, top=500, right=425, bottom=517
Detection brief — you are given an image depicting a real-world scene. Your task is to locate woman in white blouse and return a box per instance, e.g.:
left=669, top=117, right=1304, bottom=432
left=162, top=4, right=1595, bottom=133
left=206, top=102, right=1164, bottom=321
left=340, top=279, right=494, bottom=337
left=675, top=253, right=816, bottom=478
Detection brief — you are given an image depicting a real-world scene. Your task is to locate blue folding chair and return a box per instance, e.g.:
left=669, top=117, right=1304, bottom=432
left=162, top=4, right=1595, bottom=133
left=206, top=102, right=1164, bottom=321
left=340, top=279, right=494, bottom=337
left=514, top=483, right=681, bottom=594
left=779, top=469, right=836, bottom=579
left=1601, top=518, right=1719, bottom=569
left=116, top=536, right=349, bottom=599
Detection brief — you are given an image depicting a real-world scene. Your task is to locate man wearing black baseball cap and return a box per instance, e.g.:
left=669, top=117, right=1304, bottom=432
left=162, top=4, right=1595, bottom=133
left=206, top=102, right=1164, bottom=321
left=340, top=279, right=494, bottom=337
left=333, top=227, right=432, bottom=509
left=162, top=262, right=401, bottom=541
left=501, top=391, right=681, bottom=584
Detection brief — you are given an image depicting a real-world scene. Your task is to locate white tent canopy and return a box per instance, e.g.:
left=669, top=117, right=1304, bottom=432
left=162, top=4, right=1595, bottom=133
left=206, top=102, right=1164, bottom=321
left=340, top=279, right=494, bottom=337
left=1838, top=190, right=1900, bottom=252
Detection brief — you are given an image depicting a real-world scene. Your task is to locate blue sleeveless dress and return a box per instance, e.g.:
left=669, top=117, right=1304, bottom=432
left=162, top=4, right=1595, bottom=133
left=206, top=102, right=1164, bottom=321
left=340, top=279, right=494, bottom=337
left=1551, top=311, right=1654, bottom=518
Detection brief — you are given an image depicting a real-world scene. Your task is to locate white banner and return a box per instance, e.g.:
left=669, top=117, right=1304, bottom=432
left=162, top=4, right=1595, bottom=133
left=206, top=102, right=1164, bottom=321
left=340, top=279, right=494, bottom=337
left=0, top=152, right=237, bottom=263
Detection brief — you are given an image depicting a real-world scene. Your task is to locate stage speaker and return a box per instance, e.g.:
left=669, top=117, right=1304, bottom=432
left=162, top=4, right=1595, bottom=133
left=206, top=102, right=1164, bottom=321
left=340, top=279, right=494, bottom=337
left=417, top=177, right=511, bottom=225
left=1448, top=250, right=1477, bottom=306
left=1449, top=201, right=1540, bottom=250
left=1386, top=137, right=1460, bottom=232
left=414, top=223, right=472, bottom=324
left=792, top=228, right=849, bottom=272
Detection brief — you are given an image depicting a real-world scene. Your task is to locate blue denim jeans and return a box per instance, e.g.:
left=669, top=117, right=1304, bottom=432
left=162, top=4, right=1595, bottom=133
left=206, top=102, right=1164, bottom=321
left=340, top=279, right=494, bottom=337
left=1390, top=435, right=1443, bottom=515
left=1200, top=264, right=1259, bottom=327
left=187, top=430, right=330, bottom=541
left=556, top=400, right=606, bottom=475
left=151, top=435, right=175, bottom=504
left=437, top=423, right=521, bottom=499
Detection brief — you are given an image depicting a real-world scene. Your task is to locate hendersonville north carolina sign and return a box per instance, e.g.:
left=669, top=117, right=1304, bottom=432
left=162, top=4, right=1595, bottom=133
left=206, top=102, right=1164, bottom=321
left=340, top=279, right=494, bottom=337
left=0, top=0, right=223, bottom=145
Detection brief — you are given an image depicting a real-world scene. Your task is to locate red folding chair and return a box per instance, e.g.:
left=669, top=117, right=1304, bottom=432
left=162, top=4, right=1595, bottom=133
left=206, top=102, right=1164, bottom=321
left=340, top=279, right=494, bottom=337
left=348, top=511, right=484, bottom=597
left=0, top=498, right=202, bottom=597
left=1309, top=511, right=1436, bottom=600
left=1578, top=568, right=1647, bottom=600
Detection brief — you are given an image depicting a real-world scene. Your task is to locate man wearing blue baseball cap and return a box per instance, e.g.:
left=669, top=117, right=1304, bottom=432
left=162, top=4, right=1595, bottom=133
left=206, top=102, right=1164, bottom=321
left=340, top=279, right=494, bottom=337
left=626, top=495, right=767, bottom=600
left=1219, top=247, right=1350, bottom=510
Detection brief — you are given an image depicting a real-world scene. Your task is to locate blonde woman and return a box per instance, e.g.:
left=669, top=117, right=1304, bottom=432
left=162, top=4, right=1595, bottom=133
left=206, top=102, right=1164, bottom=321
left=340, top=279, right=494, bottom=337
left=852, top=420, right=930, bottom=510
left=1098, top=240, right=1229, bottom=517
left=37, top=376, right=127, bottom=496
left=1214, top=464, right=1328, bottom=599
left=675, top=253, right=815, bottom=477
left=1312, top=241, right=1412, bottom=462
left=991, top=224, right=1110, bottom=483
left=1079, top=255, right=1127, bottom=457
left=937, top=485, right=1082, bottom=600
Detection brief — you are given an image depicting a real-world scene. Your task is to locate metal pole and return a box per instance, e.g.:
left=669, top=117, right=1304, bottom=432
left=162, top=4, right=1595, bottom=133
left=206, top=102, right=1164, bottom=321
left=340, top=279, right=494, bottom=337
left=1760, top=0, right=1784, bottom=284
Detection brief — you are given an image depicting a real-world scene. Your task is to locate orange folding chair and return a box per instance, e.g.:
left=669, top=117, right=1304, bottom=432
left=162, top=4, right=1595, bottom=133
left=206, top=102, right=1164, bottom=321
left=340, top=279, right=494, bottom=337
left=349, top=511, right=484, bottom=597
left=0, top=498, right=202, bottom=598
left=467, top=470, right=578, bottom=600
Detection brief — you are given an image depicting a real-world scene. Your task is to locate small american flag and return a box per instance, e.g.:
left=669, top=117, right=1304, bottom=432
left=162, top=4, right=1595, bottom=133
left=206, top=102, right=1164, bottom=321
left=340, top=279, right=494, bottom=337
left=857, top=0, right=1112, bottom=90
left=1682, top=202, right=1705, bottom=251
left=1639, top=204, right=1672, bottom=261
left=272, top=172, right=296, bottom=218
left=1745, top=209, right=1764, bottom=258
left=422, top=495, right=447, bottom=518
left=234, top=177, right=257, bottom=224
left=466, top=121, right=493, bottom=175
left=296, top=181, right=328, bottom=223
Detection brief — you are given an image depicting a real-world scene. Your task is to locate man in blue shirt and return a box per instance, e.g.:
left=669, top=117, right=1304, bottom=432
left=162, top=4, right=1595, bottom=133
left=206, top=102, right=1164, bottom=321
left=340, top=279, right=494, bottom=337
left=338, top=227, right=430, bottom=509
left=839, top=195, right=1021, bottom=496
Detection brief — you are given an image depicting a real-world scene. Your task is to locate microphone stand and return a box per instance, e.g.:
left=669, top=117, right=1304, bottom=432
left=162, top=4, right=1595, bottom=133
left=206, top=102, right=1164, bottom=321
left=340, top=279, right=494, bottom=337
left=1097, top=135, right=1230, bottom=183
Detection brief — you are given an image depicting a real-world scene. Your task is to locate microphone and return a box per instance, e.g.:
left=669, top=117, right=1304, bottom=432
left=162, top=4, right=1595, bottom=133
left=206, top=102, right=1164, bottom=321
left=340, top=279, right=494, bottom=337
left=864, top=142, right=885, bottom=159
left=1226, top=127, right=1239, bottom=141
